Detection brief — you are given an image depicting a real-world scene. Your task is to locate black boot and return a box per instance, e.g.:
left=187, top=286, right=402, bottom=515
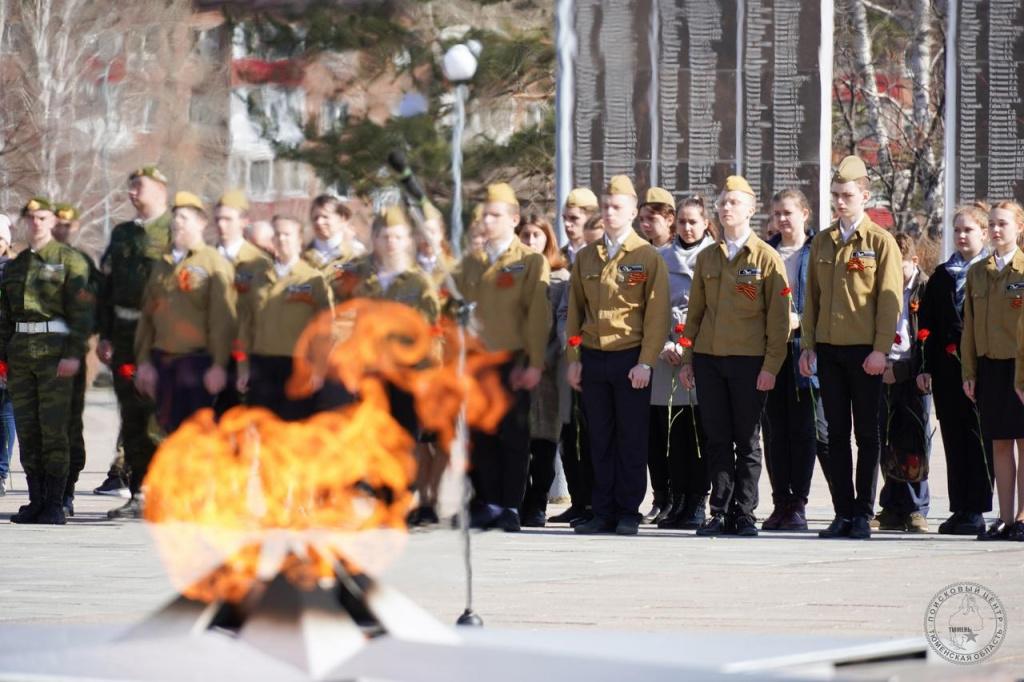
left=35, top=475, right=68, bottom=525
left=63, top=495, right=75, bottom=518
left=677, top=494, right=707, bottom=530
left=658, top=494, right=689, bottom=528
left=642, top=491, right=668, bottom=524
left=10, top=473, right=44, bottom=524
left=652, top=493, right=676, bottom=525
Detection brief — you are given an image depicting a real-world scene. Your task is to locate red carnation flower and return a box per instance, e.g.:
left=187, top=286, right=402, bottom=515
left=916, top=328, right=930, bottom=342
left=0, top=360, right=7, bottom=379
left=117, top=363, right=136, bottom=379
left=680, top=337, right=694, bottom=348
left=674, top=323, right=686, bottom=334
left=894, top=333, right=903, bottom=345
left=945, top=343, right=957, bottom=356
left=568, top=335, right=583, bottom=348
left=780, top=287, right=792, bottom=297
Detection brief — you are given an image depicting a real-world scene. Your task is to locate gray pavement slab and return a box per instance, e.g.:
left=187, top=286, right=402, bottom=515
left=0, top=388, right=1022, bottom=678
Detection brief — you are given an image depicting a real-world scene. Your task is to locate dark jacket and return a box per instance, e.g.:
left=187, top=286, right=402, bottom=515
left=768, top=232, right=816, bottom=389
left=917, top=264, right=964, bottom=419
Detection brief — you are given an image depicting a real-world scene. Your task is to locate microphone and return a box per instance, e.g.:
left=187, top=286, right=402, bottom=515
left=387, top=149, right=426, bottom=203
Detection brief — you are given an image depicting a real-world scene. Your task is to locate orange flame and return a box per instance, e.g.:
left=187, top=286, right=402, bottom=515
left=143, top=299, right=510, bottom=603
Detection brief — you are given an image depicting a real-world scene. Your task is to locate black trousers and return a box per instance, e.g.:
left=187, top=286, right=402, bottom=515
left=152, top=350, right=217, bottom=433
left=112, top=355, right=158, bottom=495
left=815, top=343, right=883, bottom=518
left=931, top=353, right=993, bottom=513
left=693, top=354, right=766, bottom=521
left=761, top=345, right=828, bottom=506
left=521, top=438, right=558, bottom=515
left=646, top=407, right=671, bottom=502
left=559, top=392, right=593, bottom=510
left=248, top=355, right=317, bottom=421
left=649, top=404, right=709, bottom=498
left=580, top=346, right=650, bottom=522
left=470, top=359, right=531, bottom=509
left=215, top=357, right=242, bottom=418
left=877, top=372, right=931, bottom=515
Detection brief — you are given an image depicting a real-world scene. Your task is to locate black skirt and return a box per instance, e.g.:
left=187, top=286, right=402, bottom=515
left=976, top=357, right=1024, bottom=440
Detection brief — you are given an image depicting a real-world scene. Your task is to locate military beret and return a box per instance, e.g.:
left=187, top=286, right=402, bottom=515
left=722, top=175, right=755, bottom=197
left=485, top=183, right=518, bottom=207
left=605, top=175, right=637, bottom=198
left=422, top=201, right=443, bottom=222
left=55, top=203, right=79, bottom=222
left=565, top=187, right=599, bottom=210
left=173, top=191, right=205, bottom=212
left=217, top=189, right=249, bottom=212
left=382, top=205, right=409, bottom=228
left=833, top=155, right=868, bottom=183
left=642, top=187, right=675, bottom=210
left=129, top=165, right=169, bottom=185
left=22, top=196, right=55, bottom=215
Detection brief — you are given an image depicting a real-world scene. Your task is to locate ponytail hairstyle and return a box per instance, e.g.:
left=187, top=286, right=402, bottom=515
left=679, top=193, right=717, bottom=241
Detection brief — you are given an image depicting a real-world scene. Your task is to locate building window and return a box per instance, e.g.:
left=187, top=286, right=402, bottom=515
left=320, top=97, right=347, bottom=134
left=194, top=27, right=222, bottom=62
left=278, top=160, right=309, bottom=196
left=250, top=159, right=273, bottom=199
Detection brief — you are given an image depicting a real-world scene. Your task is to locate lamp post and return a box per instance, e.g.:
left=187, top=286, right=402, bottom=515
left=442, top=40, right=480, bottom=258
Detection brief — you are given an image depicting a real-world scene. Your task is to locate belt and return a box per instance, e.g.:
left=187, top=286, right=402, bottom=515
left=115, top=305, right=142, bottom=321
left=15, top=319, right=69, bottom=334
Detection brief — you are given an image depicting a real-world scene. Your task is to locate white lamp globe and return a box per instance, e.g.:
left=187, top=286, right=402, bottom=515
left=442, top=43, right=479, bottom=82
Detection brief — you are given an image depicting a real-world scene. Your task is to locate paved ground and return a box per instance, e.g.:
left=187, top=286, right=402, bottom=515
left=1, top=388, right=1022, bottom=678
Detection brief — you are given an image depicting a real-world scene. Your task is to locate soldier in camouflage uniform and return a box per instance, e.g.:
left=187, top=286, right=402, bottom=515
left=3, top=197, right=94, bottom=525
left=52, top=203, right=101, bottom=517
left=97, top=166, right=171, bottom=518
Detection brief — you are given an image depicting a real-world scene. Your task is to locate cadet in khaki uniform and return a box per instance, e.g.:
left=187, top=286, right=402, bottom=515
left=134, top=192, right=236, bottom=444
left=52, top=203, right=101, bottom=517
left=561, top=187, right=600, bottom=268
left=799, top=155, right=903, bottom=539
left=964, top=201, right=1024, bottom=541
left=97, top=166, right=171, bottom=509
left=214, top=189, right=271, bottom=415
left=566, top=175, right=670, bottom=536
left=4, top=197, right=93, bottom=525
left=416, top=201, right=457, bottom=291
left=679, top=176, right=791, bottom=537
left=303, top=194, right=362, bottom=302
left=453, top=182, right=551, bottom=532
left=236, top=215, right=333, bottom=421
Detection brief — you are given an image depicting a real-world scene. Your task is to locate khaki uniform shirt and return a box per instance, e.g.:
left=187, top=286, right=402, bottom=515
left=565, top=231, right=670, bottom=367
left=801, top=216, right=903, bottom=353
left=680, top=233, right=791, bottom=375
left=135, top=245, right=237, bottom=367
left=0, top=239, right=94, bottom=360
left=353, top=265, right=440, bottom=323
left=453, top=238, right=551, bottom=368
left=961, top=250, right=1024, bottom=381
left=303, top=241, right=359, bottom=302
left=237, top=258, right=333, bottom=363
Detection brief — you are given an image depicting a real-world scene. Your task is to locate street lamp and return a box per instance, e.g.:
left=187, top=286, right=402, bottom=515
left=442, top=40, right=481, bottom=258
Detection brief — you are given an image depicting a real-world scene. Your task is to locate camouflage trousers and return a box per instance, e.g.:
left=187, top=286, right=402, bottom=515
left=65, top=360, right=88, bottom=496
left=7, top=334, right=75, bottom=478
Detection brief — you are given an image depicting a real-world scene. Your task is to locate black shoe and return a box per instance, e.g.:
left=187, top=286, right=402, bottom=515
left=93, top=475, right=130, bottom=498
left=521, top=509, right=546, bottom=528
left=1006, top=520, right=1024, bottom=542
left=951, top=512, right=986, bottom=536
left=642, top=497, right=666, bottom=524
left=407, top=505, right=439, bottom=527
left=760, top=504, right=787, bottom=531
left=819, top=516, right=853, bottom=538
left=10, top=474, right=44, bottom=524
left=573, top=516, right=617, bottom=535
left=569, top=511, right=594, bottom=528
left=494, top=508, right=521, bottom=533
left=469, top=505, right=500, bottom=529
left=615, top=517, right=640, bottom=536
left=0, top=476, right=6, bottom=496
left=107, top=497, right=143, bottom=520
left=696, top=513, right=726, bottom=536
left=35, top=475, right=68, bottom=525
left=548, top=506, right=588, bottom=524
left=677, top=495, right=707, bottom=530
left=63, top=495, right=75, bottom=518
left=849, top=515, right=871, bottom=539
left=734, top=516, right=758, bottom=537
left=977, top=520, right=1009, bottom=541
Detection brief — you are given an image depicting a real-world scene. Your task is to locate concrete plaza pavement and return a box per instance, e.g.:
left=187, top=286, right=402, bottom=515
left=0, top=387, right=1021, bottom=677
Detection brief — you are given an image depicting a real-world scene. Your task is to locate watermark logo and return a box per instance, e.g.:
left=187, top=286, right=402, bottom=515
left=924, top=582, right=1006, bottom=665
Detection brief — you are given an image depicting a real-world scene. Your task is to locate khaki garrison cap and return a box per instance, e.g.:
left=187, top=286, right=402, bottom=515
left=55, top=203, right=79, bottom=222
left=471, top=203, right=484, bottom=223
left=722, top=175, right=755, bottom=197
left=833, top=155, right=868, bottom=183
left=565, top=187, right=599, bottom=210
left=382, top=205, right=409, bottom=228
left=605, top=175, right=637, bottom=198
left=486, top=183, right=518, bottom=207
left=422, top=201, right=444, bottom=222
left=642, top=187, right=675, bottom=209
left=217, top=189, right=249, bottom=212
left=129, top=166, right=169, bottom=185
left=173, top=191, right=205, bottom=212
left=22, top=196, right=55, bottom=215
